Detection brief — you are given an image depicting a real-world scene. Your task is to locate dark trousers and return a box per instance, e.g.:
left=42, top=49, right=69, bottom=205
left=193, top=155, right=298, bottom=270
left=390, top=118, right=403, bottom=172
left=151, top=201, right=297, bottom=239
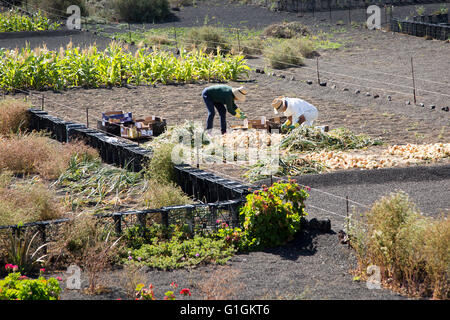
left=202, top=89, right=227, bottom=134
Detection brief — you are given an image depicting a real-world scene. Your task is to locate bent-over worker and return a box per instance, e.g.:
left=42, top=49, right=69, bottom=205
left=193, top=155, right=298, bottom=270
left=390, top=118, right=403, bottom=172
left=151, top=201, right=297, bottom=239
left=202, top=85, right=248, bottom=134
left=271, top=96, right=318, bottom=132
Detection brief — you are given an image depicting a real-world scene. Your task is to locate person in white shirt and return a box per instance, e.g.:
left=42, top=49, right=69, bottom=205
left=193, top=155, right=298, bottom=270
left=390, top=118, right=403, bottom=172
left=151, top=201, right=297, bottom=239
left=271, top=96, right=318, bottom=131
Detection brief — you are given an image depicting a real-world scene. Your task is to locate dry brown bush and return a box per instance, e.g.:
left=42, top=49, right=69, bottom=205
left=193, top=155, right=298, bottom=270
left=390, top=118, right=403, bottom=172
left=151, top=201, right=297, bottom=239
left=349, top=192, right=449, bottom=299
left=0, top=98, right=29, bottom=135
left=263, top=21, right=309, bottom=39
left=0, top=133, right=99, bottom=179
left=0, top=171, right=63, bottom=226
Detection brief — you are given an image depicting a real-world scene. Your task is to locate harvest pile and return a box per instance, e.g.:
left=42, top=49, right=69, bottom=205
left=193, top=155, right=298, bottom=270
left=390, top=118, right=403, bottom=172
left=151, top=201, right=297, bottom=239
left=384, top=143, right=450, bottom=161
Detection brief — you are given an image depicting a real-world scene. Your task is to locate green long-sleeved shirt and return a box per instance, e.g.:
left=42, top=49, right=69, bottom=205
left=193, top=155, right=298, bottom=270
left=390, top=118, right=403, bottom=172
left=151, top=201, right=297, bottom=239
left=203, top=85, right=238, bottom=116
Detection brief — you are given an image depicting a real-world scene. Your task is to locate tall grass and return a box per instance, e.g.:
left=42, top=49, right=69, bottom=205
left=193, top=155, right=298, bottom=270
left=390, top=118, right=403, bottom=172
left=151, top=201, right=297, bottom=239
left=0, top=42, right=250, bottom=91
left=0, top=171, right=63, bottom=226
left=348, top=192, right=449, bottom=299
left=184, top=26, right=231, bottom=54
left=263, top=38, right=306, bottom=69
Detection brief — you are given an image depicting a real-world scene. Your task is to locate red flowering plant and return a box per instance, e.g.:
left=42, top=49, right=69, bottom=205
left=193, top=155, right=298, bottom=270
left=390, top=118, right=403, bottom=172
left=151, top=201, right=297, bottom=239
left=135, top=282, right=192, bottom=300
left=0, top=264, right=61, bottom=300
left=215, top=219, right=244, bottom=250
left=239, top=179, right=309, bottom=251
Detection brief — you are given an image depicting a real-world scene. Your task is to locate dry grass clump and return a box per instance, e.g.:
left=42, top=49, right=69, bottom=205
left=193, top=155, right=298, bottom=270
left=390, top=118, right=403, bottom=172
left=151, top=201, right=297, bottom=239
left=0, top=133, right=99, bottom=179
left=50, top=214, right=119, bottom=293
left=349, top=192, right=449, bottom=299
left=0, top=98, right=30, bottom=135
left=264, top=38, right=307, bottom=69
left=232, top=38, right=265, bottom=58
left=143, top=179, right=192, bottom=209
left=184, top=26, right=231, bottom=54
left=0, top=171, right=63, bottom=226
left=263, top=21, right=309, bottom=39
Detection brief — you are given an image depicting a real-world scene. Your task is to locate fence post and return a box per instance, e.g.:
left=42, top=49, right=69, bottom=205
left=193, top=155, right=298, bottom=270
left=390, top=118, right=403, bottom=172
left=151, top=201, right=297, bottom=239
left=237, top=28, right=241, bottom=53
left=113, top=214, right=122, bottom=235
left=174, top=27, right=178, bottom=52
left=38, top=225, right=47, bottom=254
left=41, top=95, right=44, bottom=111
left=86, top=107, right=89, bottom=128
left=137, top=212, right=147, bottom=228
left=316, top=57, right=320, bottom=84
left=161, top=209, right=169, bottom=238
left=410, top=57, right=417, bottom=105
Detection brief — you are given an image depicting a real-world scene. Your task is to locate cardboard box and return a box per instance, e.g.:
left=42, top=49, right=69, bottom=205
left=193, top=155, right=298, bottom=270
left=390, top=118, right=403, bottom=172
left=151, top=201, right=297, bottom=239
left=244, top=116, right=268, bottom=130
left=102, top=111, right=133, bottom=125
left=120, top=125, right=139, bottom=139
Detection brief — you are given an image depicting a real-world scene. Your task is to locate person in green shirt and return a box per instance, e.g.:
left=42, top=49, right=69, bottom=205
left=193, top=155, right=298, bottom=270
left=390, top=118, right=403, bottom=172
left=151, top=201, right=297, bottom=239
left=202, top=84, right=248, bottom=134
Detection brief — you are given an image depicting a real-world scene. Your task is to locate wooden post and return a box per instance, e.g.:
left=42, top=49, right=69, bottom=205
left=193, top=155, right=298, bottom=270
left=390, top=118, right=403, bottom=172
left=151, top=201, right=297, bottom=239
left=410, top=57, right=417, bottom=105
left=38, top=225, right=47, bottom=254
left=86, top=107, right=89, bottom=128
left=316, top=57, right=320, bottom=84
left=346, top=195, right=349, bottom=232
left=113, top=215, right=122, bottom=235
left=174, top=27, right=178, bottom=51
left=348, top=3, right=351, bottom=24
left=41, top=95, right=44, bottom=110
left=237, top=28, right=241, bottom=53
left=128, top=23, right=132, bottom=43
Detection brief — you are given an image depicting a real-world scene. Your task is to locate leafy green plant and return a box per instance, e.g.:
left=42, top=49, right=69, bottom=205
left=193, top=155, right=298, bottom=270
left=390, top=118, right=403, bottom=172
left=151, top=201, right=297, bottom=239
left=0, top=268, right=61, bottom=300
left=238, top=180, right=309, bottom=250
left=126, top=224, right=235, bottom=270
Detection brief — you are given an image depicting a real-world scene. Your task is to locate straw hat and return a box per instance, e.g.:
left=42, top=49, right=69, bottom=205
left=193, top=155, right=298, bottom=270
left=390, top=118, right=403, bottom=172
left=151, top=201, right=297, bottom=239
left=271, top=96, right=286, bottom=114
left=232, top=86, right=247, bottom=102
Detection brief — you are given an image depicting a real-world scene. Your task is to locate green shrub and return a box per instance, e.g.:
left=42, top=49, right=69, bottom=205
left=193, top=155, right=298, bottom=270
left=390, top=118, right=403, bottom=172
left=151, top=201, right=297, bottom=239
left=264, top=38, right=305, bottom=69
left=144, top=143, right=177, bottom=184
left=238, top=180, right=309, bottom=250
left=113, top=0, right=170, bottom=23
left=185, top=26, right=231, bottom=54
left=0, top=270, right=61, bottom=300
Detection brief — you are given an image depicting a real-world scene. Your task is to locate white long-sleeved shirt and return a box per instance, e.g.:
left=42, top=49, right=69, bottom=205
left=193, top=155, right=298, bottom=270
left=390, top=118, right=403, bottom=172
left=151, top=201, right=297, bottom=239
left=275, top=97, right=318, bottom=126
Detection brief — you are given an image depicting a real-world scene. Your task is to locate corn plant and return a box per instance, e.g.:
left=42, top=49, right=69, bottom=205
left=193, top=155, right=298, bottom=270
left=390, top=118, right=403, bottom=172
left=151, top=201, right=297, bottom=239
left=0, top=9, right=60, bottom=32
left=0, top=43, right=249, bottom=92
